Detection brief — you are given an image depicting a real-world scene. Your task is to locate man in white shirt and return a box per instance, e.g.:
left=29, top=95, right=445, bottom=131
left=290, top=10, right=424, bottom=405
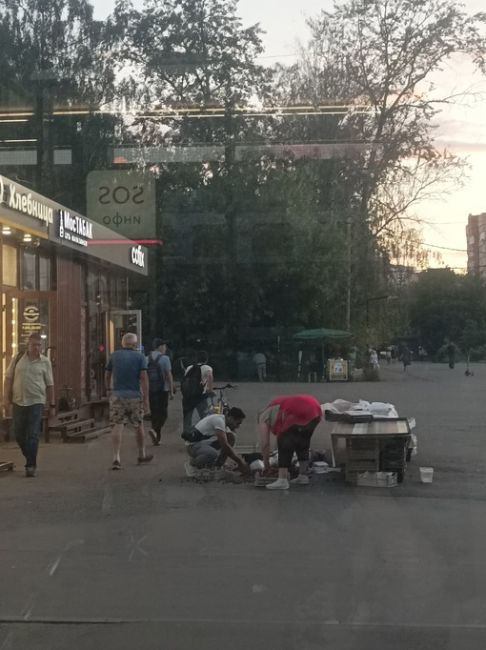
left=253, top=351, right=267, bottom=382
left=184, top=407, right=249, bottom=476
left=3, top=332, right=55, bottom=477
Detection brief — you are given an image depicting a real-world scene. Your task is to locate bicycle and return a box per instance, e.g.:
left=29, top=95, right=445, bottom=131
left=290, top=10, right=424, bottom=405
left=209, top=383, right=237, bottom=416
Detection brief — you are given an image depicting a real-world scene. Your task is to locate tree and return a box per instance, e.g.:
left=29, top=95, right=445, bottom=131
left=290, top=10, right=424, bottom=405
left=408, top=269, right=486, bottom=355
left=276, top=0, right=486, bottom=331
left=0, top=0, right=116, bottom=199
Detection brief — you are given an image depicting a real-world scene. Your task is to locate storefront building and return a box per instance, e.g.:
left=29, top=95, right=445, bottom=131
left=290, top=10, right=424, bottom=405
left=0, top=174, right=148, bottom=408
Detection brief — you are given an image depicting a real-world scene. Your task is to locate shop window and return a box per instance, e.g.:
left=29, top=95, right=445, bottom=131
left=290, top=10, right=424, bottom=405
left=39, top=255, right=51, bottom=291
left=2, top=245, right=18, bottom=287
left=22, top=251, right=37, bottom=290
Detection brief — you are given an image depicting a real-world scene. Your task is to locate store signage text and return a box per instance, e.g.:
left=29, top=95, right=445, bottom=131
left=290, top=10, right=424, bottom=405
left=58, top=209, right=94, bottom=247
left=0, top=177, right=53, bottom=225
left=130, top=245, right=145, bottom=268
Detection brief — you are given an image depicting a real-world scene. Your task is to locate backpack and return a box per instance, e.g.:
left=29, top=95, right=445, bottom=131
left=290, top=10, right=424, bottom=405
left=180, top=363, right=204, bottom=401
left=147, top=353, right=164, bottom=392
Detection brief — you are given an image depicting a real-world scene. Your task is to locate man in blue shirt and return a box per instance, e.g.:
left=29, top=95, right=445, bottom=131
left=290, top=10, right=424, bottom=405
left=105, top=332, right=153, bottom=470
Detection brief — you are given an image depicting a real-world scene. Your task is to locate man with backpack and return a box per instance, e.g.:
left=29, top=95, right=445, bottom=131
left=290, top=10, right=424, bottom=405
left=181, top=350, right=213, bottom=433
left=146, top=338, right=175, bottom=446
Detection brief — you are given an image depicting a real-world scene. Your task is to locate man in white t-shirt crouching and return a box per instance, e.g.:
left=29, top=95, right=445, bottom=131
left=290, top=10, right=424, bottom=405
left=184, top=407, right=249, bottom=476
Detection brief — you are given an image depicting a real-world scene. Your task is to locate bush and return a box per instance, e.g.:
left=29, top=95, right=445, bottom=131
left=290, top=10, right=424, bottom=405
left=468, top=345, right=486, bottom=362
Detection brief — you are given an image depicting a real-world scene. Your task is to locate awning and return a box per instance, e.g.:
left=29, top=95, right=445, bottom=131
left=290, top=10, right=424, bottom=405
left=293, top=328, right=352, bottom=341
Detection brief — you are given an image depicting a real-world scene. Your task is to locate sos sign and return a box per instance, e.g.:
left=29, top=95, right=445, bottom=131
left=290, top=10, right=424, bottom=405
left=86, top=171, right=156, bottom=239
left=98, top=184, right=145, bottom=205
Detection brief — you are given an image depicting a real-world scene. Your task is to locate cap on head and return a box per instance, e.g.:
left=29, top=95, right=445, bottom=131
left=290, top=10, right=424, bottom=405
left=152, top=337, right=168, bottom=349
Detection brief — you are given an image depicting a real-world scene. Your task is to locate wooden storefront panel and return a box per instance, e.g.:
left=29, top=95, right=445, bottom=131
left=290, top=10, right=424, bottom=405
left=56, top=256, right=83, bottom=405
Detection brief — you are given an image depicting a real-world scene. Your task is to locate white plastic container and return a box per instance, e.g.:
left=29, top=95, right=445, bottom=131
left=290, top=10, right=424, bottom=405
left=419, top=467, right=434, bottom=483
left=312, top=462, right=329, bottom=474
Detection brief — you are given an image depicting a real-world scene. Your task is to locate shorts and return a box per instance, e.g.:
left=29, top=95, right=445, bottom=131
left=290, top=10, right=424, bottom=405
left=109, top=397, right=144, bottom=426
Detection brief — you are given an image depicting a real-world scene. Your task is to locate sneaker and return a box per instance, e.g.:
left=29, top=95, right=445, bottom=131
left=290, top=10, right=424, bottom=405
left=25, top=467, right=36, bottom=478
left=111, top=460, right=122, bottom=471
left=137, top=454, right=154, bottom=465
left=147, top=429, right=158, bottom=445
left=266, top=478, right=290, bottom=490
left=184, top=461, right=197, bottom=478
left=290, top=474, right=310, bottom=486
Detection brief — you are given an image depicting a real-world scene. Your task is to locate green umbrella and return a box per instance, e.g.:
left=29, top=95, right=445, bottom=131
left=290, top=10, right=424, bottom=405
left=293, top=328, right=352, bottom=341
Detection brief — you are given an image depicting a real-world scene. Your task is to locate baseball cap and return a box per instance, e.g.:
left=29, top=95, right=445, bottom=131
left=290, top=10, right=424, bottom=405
left=152, top=337, right=169, bottom=349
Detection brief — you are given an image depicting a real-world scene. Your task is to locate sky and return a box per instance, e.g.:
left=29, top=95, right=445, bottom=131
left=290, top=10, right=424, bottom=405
left=93, top=0, right=486, bottom=270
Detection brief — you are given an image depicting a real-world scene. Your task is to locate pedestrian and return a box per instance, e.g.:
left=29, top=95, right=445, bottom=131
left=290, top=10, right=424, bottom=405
left=105, top=332, right=153, bottom=470
left=257, top=394, right=322, bottom=490
left=368, top=347, right=379, bottom=369
left=3, top=332, right=55, bottom=477
left=184, top=407, right=249, bottom=477
left=146, top=338, right=175, bottom=446
left=400, top=346, right=411, bottom=371
left=306, top=353, right=320, bottom=383
left=446, top=341, right=457, bottom=369
left=252, top=350, right=267, bottom=382
left=181, top=350, right=214, bottom=432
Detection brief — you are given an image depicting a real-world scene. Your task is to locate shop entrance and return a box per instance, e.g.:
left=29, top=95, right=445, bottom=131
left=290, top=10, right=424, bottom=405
left=108, top=310, right=143, bottom=354
left=1, top=289, right=57, bottom=398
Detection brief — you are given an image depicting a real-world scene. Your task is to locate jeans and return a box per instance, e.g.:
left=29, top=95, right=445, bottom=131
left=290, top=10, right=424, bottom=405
left=182, top=395, right=211, bottom=432
left=187, top=431, right=236, bottom=468
left=149, top=390, right=169, bottom=441
left=12, top=403, right=44, bottom=468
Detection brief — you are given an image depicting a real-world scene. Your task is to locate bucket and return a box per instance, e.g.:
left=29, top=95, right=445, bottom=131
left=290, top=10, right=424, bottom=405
left=419, top=467, right=434, bottom=483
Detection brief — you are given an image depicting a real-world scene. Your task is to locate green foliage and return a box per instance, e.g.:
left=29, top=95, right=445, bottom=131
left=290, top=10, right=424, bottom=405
left=409, top=269, right=486, bottom=355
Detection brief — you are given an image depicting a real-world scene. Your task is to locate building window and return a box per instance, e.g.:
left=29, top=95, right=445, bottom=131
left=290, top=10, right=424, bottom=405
left=39, top=255, right=51, bottom=291
left=2, top=245, right=18, bottom=287
left=22, top=250, right=37, bottom=290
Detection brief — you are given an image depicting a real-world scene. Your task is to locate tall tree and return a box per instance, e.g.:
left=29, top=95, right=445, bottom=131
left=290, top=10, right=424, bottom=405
left=0, top=0, right=115, bottom=197
left=409, top=269, right=486, bottom=355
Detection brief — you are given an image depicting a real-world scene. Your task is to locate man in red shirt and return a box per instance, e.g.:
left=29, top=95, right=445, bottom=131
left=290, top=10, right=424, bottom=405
left=258, top=394, right=322, bottom=490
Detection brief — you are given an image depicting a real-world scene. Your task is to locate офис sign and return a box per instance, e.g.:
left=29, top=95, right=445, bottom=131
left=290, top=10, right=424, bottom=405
left=86, top=170, right=156, bottom=239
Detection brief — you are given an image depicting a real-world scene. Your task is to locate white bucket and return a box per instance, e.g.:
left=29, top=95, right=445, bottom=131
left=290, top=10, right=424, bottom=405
left=419, top=467, right=434, bottom=483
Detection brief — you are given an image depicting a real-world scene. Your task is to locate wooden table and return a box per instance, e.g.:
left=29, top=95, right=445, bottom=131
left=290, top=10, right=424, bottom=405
left=330, top=417, right=412, bottom=483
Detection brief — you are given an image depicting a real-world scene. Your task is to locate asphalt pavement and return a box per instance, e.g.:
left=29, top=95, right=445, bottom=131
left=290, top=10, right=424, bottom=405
left=1, top=360, right=486, bottom=649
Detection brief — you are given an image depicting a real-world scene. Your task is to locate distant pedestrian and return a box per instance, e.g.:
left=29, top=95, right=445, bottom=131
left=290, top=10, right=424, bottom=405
left=181, top=350, right=214, bottom=432
left=3, top=332, right=55, bottom=477
left=401, top=346, right=411, bottom=371
left=146, top=338, right=175, bottom=446
left=446, top=341, right=457, bottom=369
left=258, top=394, right=322, bottom=490
left=369, top=348, right=379, bottom=369
left=253, top=351, right=267, bottom=382
left=105, top=333, right=153, bottom=470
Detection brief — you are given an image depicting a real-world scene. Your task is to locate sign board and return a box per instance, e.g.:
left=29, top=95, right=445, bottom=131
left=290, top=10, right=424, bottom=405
left=86, top=170, right=156, bottom=239
left=0, top=174, right=51, bottom=237
left=58, top=209, right=94, bottom=247
left=327, top=358, right=348, bottom=382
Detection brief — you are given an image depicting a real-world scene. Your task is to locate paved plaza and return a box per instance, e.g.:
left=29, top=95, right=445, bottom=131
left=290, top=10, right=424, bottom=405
left=1, top=361, right=486, bottom=649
